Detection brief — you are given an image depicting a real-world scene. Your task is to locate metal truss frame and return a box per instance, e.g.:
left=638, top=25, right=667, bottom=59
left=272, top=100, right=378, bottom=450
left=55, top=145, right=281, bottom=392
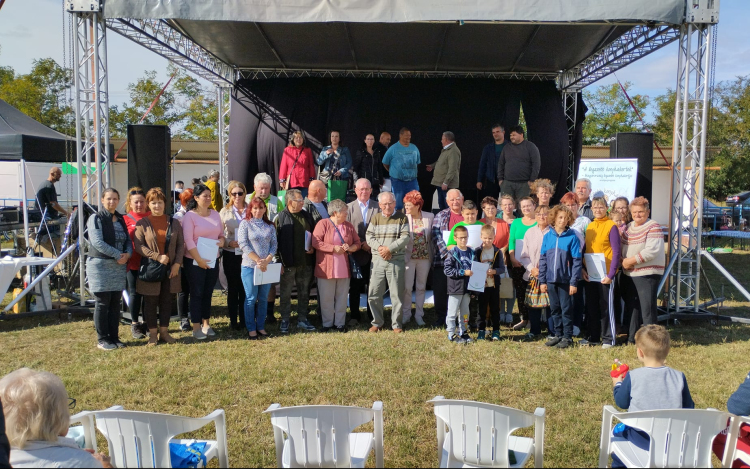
left=558, top=24, right=681, bottom=91
left=105, top=18, right=235, bottom=86
left=217, top=86, right=231, bottom=203
left=72, top=10, right=111, bottom=304
left=561, top=90, right=580, bottom=191
left=237, top=69, right=558, bottom=81
left=665, top=22, right=715, bottom=316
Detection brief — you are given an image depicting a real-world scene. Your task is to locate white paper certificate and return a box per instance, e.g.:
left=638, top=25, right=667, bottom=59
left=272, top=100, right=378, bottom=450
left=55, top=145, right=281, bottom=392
left=584, top=253, right=607, bottom=282
left=442, top=230, right=451, bottom=245
left=196, top=237, right=220, bottom=268
left=253, top=262, right=282, bottom=285
left=467, top=261, right=490, bottom=292
left=466, top=225, right=482, bottom=248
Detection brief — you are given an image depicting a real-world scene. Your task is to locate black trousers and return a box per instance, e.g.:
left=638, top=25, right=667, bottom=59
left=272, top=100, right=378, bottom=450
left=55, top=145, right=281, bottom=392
left=511, top=266, right=529, bottom=320
left=584, top=281, right=616, bottom=345
left=126, top=269, right=144, bottom=323
left=177, top=266, right=190, bottom=320
left=143, top=277, right=172, bottom=329
left=432, top=266, right=448, bottom=324
left=184, top=258, right=220, bottom=324
left=477, top=286, right=500, bottom=330
left=481, top=180, right=501, bottom=202
left=94, top=290, right=122, bottom=343
left=222, top=250, right=246, bottom=327
left=622, top=274, right=660, bottom=343
left=348, top=260, right=371, bottom=321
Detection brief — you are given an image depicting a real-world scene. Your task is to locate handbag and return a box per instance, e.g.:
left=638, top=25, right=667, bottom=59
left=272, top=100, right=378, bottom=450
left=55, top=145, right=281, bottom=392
left=330, top=220, right=363, bottom=279
left=138, top=217, right=173, bottom=282
left=525, top=276, right=550, bottom=308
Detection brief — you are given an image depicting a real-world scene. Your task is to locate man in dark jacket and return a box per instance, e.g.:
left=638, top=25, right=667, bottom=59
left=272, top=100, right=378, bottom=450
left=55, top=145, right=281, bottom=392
left=476, top=124, right=506, bottom=201
left=496, top=125, right=541, bottom=201
left=276, top=189, right=317, bottom=334
left=303, top=180, right=329, bottom=228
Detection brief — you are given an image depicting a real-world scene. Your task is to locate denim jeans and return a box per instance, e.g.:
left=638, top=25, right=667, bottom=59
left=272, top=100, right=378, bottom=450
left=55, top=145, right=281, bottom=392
left=436, top=187, right=449, bottom=210
left=390, top=178, right=419, bottom=211
left=547, top=282, right=574, bottom=339
left=241, top=266, right=272, bottom=332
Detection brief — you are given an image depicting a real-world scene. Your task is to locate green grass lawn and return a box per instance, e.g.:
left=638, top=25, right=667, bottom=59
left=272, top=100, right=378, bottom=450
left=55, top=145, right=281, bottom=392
left=0, top=252, right=748, bottom=467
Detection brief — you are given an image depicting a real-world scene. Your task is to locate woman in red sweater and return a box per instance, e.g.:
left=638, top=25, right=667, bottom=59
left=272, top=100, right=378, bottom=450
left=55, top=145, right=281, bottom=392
left=123, top=187, right=150, bottom=340
left=279, top=131, right=316, bottom=198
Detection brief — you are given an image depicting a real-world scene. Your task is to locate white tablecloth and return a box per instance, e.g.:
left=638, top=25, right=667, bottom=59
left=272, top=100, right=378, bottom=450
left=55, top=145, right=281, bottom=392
left=0, top=256, right=55, bottom=297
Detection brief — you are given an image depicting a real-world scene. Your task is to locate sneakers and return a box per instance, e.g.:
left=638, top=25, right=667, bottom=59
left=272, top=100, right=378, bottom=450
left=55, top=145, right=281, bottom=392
left=180, top=319, right=191, bottom=332
left=192, top=329, right=207, bottom=340
left=477, top=330, right=486, bottom=341
left=131, top=323, right=145, bottom=340
left=579, top=339, right=600, bottom=346
left=523, top=332, right=540, bottom=341
left=297, top=320, right=316, bottom=332
left=447, top=333, right=457, bottom=342
left=347, top=318, right=359, bottom=327
left=602, top=343, right=614, bottom=349
left=321, top=326, right=332, bottom=333
left=97, top=340, right=117, bottom=351
left=337, top=326, right=347, bottom=333
left=415, top=316, right=426, bottom=326
left=555, top=338, right=573, bottom=349
left=113, top=340, right=126, bottom=349
left=491, top=331, right=501, bottom=341
left=545, top=336, right=562, bottom=347
left=279, top=319, right=290, bottom=334
left=202, top=326, right=216, bottom=337
left=459, top=333, right=473, bottom=344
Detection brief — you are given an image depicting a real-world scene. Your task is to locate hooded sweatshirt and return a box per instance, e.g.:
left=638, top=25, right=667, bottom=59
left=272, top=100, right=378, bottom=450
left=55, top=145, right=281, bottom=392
left=538, top=227, right=582, bottom=286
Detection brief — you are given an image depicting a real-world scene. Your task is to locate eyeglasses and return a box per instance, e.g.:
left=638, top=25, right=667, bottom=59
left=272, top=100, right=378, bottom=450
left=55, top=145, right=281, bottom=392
left=231, top=191, right=244, bottom=197
left=455, top=236, right=468, bottom=240
left=380, top=202, right=395, bottom=206
left=68, top=397, right=76, bottom=409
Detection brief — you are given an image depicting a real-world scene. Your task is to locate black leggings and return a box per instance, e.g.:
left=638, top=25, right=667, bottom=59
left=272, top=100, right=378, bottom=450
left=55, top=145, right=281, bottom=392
left=222, top=250, right=246, bottom=327
left=177, top=266, right=190, bottom=320
left=511, top=266, right=529, bottom=321
left=126, top=269, right=144, bottom=323
left=94, top=291, right=122, bottom=343
left=184, top=258, right=220, bottom=324
left=143, top=277, right=172, bottom=329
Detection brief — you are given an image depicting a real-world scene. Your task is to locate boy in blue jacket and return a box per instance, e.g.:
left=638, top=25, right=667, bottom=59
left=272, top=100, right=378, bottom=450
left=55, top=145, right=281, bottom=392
left=444, top=225, right=475, bottom=344
left=539, top=205, right=582, bottom=349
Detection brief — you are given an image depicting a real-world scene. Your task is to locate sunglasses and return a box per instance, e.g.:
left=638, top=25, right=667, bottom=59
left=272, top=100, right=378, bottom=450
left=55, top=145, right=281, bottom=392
left=231, top=191, right=245, bottom=197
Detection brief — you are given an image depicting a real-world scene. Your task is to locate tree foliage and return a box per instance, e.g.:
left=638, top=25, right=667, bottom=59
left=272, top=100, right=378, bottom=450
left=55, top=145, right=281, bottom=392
left=582, top=82, right=650, bottom=145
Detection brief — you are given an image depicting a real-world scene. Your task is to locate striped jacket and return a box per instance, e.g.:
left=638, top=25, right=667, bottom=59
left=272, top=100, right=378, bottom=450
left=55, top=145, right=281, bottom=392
left=621, top=219, right=665, bottom=277
left=365, top=212, right=410, bottom=262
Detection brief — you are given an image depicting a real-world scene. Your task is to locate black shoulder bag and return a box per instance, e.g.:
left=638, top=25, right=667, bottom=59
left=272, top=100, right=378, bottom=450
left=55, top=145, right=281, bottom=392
left=138, top=217, right=173, bottom=282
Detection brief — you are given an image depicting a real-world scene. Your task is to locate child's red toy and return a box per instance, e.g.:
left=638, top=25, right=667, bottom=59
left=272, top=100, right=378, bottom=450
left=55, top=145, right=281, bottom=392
left=610, top=359, right=629, bottom=378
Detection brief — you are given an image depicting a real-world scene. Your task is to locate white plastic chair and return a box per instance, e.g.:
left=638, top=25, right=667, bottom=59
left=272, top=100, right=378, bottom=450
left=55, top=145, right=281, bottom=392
left=724, top=415, right=750, bottom=468
left=428, top=396, right=545, bottom=468
left=598, top=406, right=732, bottom=468
left=69, top=410, right=97, bottom=451
left=88, top=406, right=229, bottom=468
left=263, top=402, right=384, bottom=468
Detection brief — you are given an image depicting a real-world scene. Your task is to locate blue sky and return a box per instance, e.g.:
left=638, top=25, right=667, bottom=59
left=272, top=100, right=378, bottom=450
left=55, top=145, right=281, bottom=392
left=1, top=0, right=749, bottom=121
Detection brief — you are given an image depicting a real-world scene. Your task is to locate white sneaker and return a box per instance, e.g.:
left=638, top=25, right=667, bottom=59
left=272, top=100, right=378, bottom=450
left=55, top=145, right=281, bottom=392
left=415, top=316, right=426, bottom=326
left=192, top=330, right=207, bottom=340
left=202, top=326, right=216, bottom=337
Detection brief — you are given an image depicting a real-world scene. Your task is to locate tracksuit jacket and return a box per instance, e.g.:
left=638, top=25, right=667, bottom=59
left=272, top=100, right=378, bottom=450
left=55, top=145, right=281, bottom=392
left=538, top=227, right=582, bottom=286
left=444, top=247, right=476, bottom=295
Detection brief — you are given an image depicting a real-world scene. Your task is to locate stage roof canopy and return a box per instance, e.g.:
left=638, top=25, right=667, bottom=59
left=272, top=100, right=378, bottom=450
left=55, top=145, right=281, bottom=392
left=103, top=0, right=686, bottom=77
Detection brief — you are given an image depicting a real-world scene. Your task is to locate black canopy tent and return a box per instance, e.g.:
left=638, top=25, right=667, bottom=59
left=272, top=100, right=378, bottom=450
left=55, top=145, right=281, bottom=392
left=0, top=99, right=73, bottom=163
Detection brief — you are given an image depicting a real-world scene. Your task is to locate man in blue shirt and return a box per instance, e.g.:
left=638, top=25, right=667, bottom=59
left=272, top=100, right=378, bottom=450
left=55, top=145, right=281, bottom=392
left=382, top=127, right=420, bottom=211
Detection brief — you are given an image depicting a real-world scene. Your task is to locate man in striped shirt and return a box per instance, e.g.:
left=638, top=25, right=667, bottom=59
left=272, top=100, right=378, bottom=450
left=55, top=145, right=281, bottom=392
left=366, top=191, right=410, bottom=333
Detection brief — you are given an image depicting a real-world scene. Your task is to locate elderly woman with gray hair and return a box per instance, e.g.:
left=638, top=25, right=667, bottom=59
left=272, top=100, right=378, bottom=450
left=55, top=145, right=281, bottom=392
left=0, top=368, right=111, bottom=468
left=312, top=199, right=361, bottom=332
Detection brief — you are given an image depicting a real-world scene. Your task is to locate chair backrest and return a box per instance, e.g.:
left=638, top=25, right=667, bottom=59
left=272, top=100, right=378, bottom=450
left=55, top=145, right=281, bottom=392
left=264, top=404, right=375, bottom=467
left=617, top=409, right=731, bottom=468
left=93, top=409, right=223, bottom=468
left=430, top=398, right=536, bottom=467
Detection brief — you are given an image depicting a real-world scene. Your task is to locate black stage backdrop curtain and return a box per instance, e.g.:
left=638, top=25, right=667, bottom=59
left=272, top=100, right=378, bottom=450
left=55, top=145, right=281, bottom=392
left=228, top=78, right=578, bottom=209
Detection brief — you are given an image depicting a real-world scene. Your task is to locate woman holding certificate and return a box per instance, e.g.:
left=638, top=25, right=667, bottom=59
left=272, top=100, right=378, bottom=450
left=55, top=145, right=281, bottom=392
left=581, top=196, right=621, bottom=349
left=238, top=196, right=278, bottom=340
left=181, top=184, right=226, bottom=340
left=312, top=199, right=361, bottom=332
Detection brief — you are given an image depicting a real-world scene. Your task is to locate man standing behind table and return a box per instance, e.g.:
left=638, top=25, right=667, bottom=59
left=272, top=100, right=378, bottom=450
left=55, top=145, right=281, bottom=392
left=303, top=180, right=329, bottom=227
left=246, top=172, right=284, bottom=322
left=477, top=124, right=506, bottom=201
left=431, top=189, right=465, bottom=328
left=496, top=125, right=540, bottom=201
left=382, top=128, right=420, bottom=211
left=347, top=178, right=380, bottom=326
left=366, top=191, right=410, bottom=333
left=204, top=169, right=224, bottom=211
left=35, top=166, right=68, bottom=249
left=575, top=178, right=594, bottom=220
left=426, top=131, right=461, bottom=211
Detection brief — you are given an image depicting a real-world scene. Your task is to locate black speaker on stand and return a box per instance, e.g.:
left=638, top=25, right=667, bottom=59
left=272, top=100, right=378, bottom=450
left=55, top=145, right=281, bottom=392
left=610, top=132, right=654, bottom=205
left=127, top=124, right=171, bottom=213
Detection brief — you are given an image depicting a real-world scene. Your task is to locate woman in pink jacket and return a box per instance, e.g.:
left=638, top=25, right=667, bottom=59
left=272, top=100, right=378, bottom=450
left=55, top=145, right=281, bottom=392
left=312, top=199, right=361, bottom=332
left=279, top=131, right=316, bottom=197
